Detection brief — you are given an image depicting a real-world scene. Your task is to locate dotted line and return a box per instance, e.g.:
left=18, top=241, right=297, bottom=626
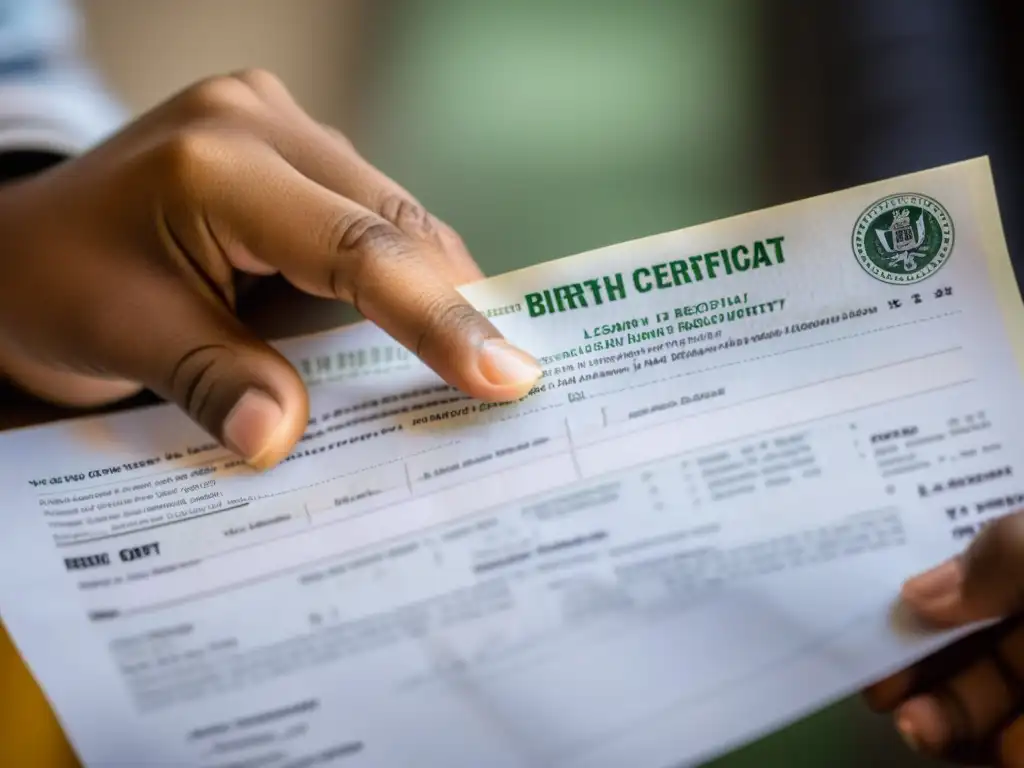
left=592, top=310, right=963, bottom=400
left=252, top=441, right=458, bottom=501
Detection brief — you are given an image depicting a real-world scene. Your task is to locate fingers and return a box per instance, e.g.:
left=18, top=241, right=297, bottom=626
left=94, top=261, right=309, bottom=470
left=961, top=512, right=1024, bottom=617
left=889, top=622, right=1024, bottom=762
left=864, top=623, right=1010, bottom=712
left=316, top=126, right=483, bottom=275
left=865, top=510, right=1024, bottom=762
left=285, top=124, right=484, bottom=285
left=0, top=339, right=142, bottom=408
left=863, top=670, right=916, bottom=713
left=902, top=511, right=1024, bottom=628
left=895, top=656, right=1011, bottom=761
left=224, top=70, right=484, bottom=284
left=900, top=556, right=973, bottom=628
left=189, top=138, right=539, bottom=402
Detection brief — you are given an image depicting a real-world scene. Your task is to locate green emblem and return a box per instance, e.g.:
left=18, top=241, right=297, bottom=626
left=852, top=194, right=954, bottom=284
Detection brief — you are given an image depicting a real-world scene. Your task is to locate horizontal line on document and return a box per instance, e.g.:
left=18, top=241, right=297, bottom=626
left=118, top=448, right=560, bottom=587
left=54, top=503, right=250, bottom=547
left=593, top=310, right=964, bottom=402
left=35, top=310, right=960, bottom=498
left=582, top=346, right=962, bottom=449
left=111, top=375, right=972, bottom=620
left=35, top=452, right=234, bottom=496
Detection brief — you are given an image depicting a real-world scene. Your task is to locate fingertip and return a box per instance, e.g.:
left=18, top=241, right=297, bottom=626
left=896, top=696, right=951, bottom=756
left=470, top=339, right=542, bottom=402
left=898, top=558, right=970, bottom=625
left=219, top=366, right=309, bottom=471
left=896, top=713, right=921, bottom=754
left=903, top=558, right=963, bottom=602
left=899, top=591, right=971, bottom=629
left=252, top=396, right=309, bottom=471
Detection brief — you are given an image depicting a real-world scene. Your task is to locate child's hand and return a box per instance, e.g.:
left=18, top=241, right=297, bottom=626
left=0, top=70, right=540, bottom=469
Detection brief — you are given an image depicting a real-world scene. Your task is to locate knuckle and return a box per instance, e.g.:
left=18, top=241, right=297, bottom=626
left=231, top=67, right=286, bottom=98
left=417, top=298, right=483, bottom=354
left=411, top=296, right=484, bottom=358
left=178, top=75, right=261, bottom=120
left=323, top=214, right=410, bottom=301
left=436, top=219, right=469, bottom=254
left=155, top=129, right=226, bottom=186
left=321, top=123, right=355, bottom=151
left=168, top=344, right=231, bottom=424
left=378, top=194, right=437, bottom=241
left=329, top=213, right=408, bottom=256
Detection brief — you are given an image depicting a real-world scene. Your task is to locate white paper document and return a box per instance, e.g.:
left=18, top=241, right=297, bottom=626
left=3, top=158, right=1024, bottom=767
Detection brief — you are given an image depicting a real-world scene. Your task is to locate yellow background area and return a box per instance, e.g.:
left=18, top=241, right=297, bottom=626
left=0, top=624, right=78, bottom=766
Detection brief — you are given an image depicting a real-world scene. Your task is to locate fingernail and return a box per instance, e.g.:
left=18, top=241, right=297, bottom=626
left=904, top=558, right=962, bottom=602
left=897, top=715, right=920, bottom=753
left=223, top=389, right=284, bottom=468
left=477, top=340, right=542, bottom=389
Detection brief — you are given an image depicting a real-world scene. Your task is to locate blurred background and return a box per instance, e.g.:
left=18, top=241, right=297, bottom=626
left=7, top=0, right=1024, bottom=764
left=79, top=0, right=1024, bottom=282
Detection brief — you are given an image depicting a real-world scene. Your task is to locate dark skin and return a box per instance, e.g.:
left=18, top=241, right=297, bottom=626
left=864, top=510, right=1024, bottom=766
left=0, top=70, right=541, bottom=765
left=0, top=70, right=541, bottom=471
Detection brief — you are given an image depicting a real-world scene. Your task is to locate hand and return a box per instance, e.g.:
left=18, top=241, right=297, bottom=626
left=0, top=70, right=541, bottom=470
left=864, top=511, right=1024, bottom=766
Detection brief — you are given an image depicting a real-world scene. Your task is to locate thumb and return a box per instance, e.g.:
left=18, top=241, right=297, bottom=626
left=901, top=510, right=1024, bottom=627
left=106, top=278, right=309, bottom=471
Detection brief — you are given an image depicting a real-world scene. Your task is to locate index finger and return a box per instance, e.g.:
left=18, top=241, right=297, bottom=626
left=195, top=138, right=541, bottom=402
